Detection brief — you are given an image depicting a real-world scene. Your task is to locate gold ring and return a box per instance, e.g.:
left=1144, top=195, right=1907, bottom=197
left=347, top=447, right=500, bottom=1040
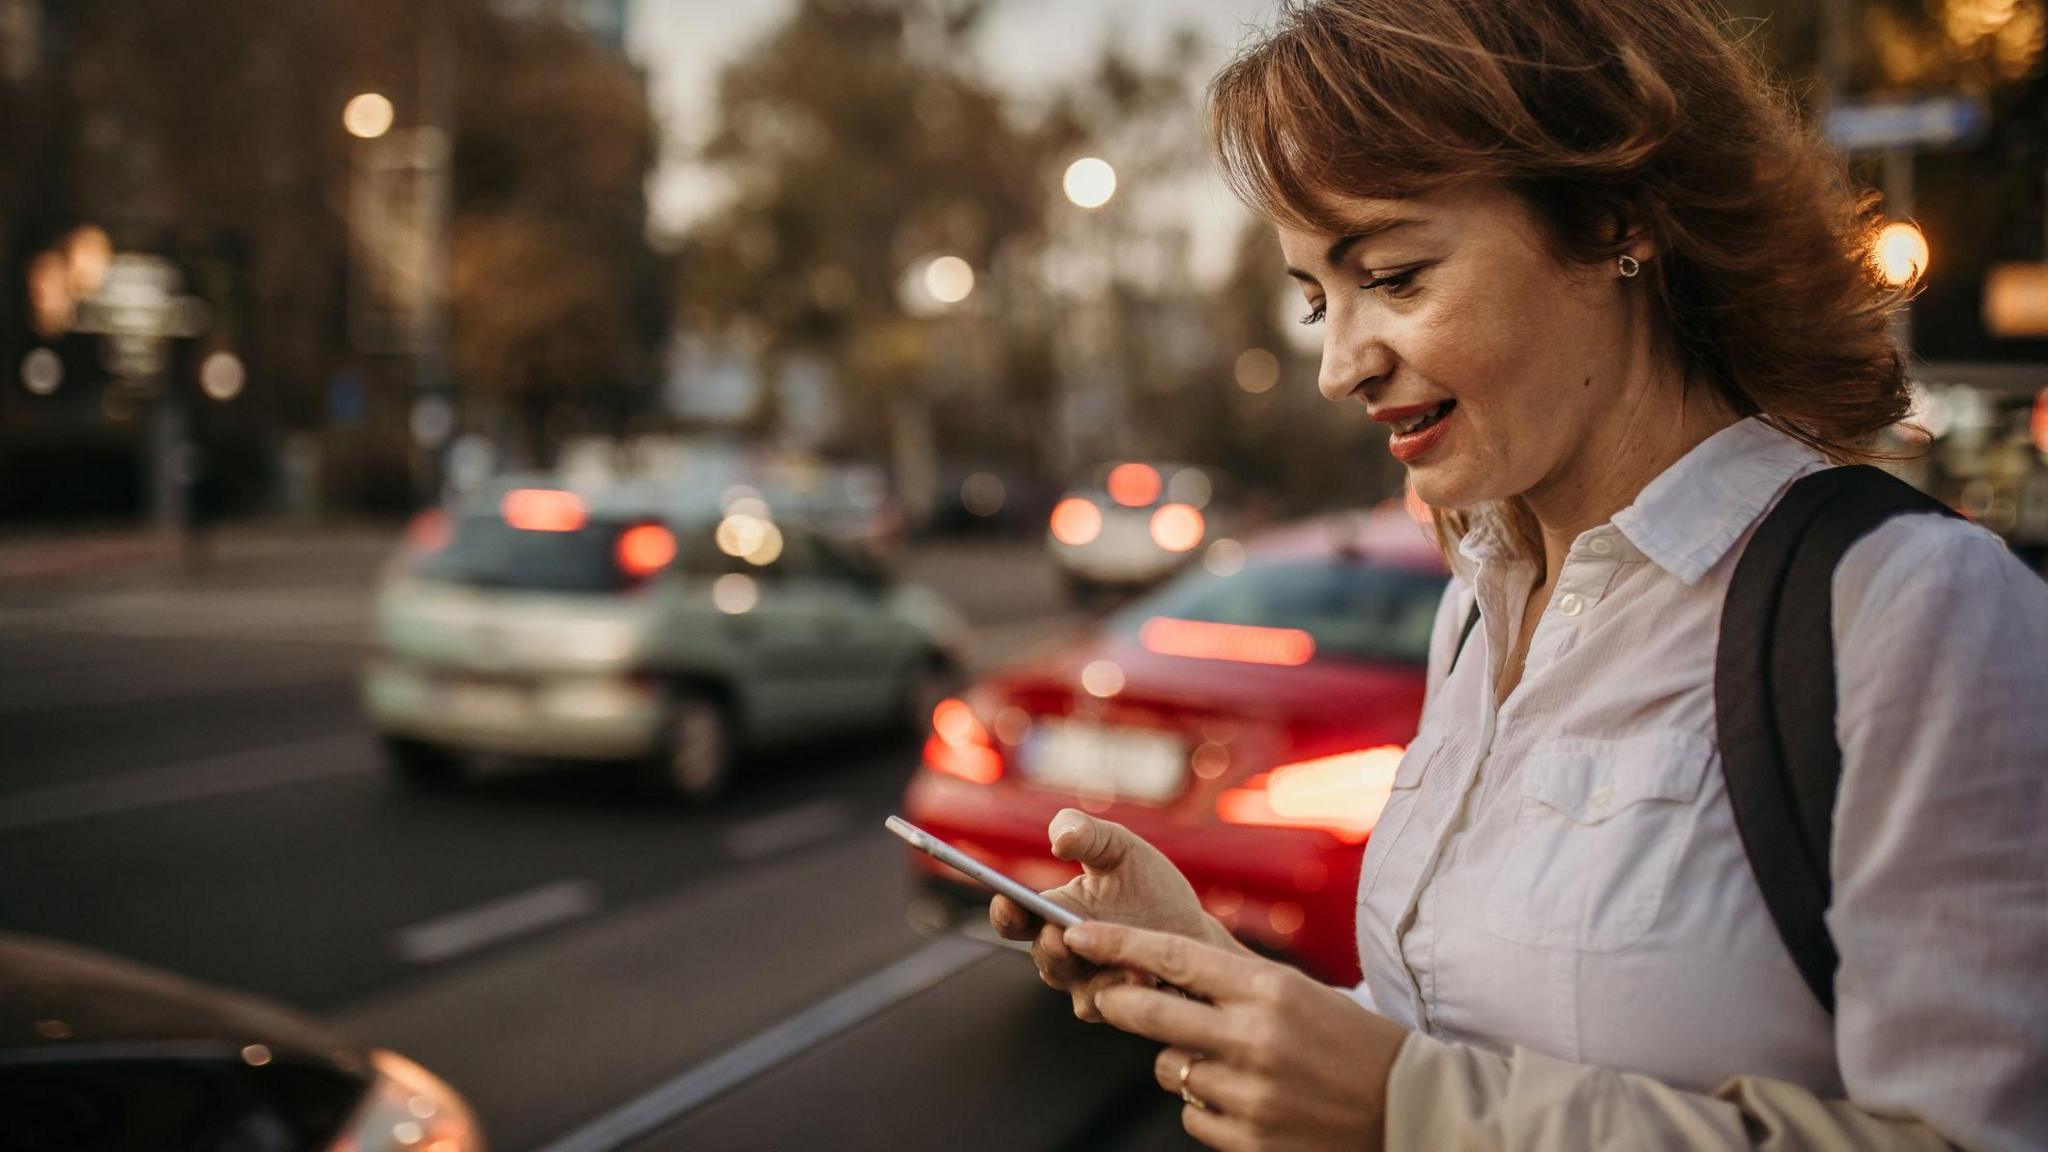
left=1178, top=1053, right=1210, bottom=1112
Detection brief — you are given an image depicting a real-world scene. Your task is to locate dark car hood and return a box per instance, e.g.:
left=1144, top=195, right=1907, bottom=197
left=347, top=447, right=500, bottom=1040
left=0, top=933, right=361, bottom=1066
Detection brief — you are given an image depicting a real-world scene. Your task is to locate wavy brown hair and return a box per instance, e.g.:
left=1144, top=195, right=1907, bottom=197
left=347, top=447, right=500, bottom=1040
left=1209, top=0, right=1913, bottom=563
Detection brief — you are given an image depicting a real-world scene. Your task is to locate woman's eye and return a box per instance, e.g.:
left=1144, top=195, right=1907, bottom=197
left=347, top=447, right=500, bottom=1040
left=1298, top=303, right=1327, bottom=326
left=1362, top=268, right=1422, bottom=298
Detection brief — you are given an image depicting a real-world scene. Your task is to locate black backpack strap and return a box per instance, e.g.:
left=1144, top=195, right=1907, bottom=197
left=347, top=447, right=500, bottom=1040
left=1716, top=465, right=1957, bottom=1015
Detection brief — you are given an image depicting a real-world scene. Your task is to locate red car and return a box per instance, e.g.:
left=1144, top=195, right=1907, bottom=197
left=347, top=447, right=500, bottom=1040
left=902, top=505, right=1450, bottom=984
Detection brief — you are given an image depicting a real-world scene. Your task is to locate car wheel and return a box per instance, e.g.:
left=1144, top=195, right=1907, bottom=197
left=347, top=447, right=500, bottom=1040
left=899, top=654, right=962, bottom=737
left=643, top=693, right=733, bottom=801
left=380, top=736, right=465, bottom=789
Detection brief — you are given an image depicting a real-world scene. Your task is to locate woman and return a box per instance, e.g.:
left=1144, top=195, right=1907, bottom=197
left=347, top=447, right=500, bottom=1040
left=991, top=1, right=2048, bottom=1149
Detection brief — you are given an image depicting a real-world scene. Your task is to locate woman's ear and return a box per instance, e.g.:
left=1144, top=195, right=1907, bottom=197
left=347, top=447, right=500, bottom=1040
left=1617, top=221, right=1658, bottom=267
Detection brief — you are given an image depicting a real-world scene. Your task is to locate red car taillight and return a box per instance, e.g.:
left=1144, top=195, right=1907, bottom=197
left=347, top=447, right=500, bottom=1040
left=1215, top=744, right=1406, bottom=844
left=616, top=522, right=677, bottom=579
left=923, top=697, right=1003, bottom=784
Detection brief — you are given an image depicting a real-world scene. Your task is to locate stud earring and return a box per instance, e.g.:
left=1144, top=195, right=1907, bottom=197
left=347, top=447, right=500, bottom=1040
left=1617, top=254, right=1641, bottom=278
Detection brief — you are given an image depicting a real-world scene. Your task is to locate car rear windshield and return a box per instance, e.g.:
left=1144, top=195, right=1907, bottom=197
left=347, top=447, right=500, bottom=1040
left=414, top=515, right=643, bottom=593
left=1114, top=560, right=1447, bottom=665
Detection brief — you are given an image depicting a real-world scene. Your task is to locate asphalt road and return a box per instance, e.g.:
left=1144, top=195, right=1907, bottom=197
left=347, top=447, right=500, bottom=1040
left=0, top=530, right=1195, bottom=1151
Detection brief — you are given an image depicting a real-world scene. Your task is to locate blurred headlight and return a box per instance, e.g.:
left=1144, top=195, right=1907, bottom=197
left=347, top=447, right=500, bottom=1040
left=328, top=1049, right=484, bottom=1152
left=1050, top=498, right=1102, bottom=546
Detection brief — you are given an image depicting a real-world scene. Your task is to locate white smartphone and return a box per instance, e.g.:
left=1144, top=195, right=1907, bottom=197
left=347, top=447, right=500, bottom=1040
left=886, top=816, right=1085, bottom=929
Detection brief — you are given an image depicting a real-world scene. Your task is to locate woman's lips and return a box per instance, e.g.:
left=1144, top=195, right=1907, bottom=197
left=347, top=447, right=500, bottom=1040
left=1388, top=405, right=1454, bottom=463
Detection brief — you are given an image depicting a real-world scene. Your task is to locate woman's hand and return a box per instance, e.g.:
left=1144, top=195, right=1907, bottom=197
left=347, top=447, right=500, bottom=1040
left=1062, top=921, right=1409, bottom=1152
left=988, top=809, right=1243, bottom=1021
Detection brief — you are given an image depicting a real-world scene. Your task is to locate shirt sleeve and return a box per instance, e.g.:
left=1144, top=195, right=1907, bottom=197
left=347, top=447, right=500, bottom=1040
left=1385, top=1033, right=1954, bottom=1151
left=1377, top=514, right=2048, bottom=1152
left=1827, top=514, right=2048, bottom=1151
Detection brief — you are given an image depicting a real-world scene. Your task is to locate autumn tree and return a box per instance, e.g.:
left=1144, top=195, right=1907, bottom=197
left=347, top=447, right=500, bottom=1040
left=678, top=0, right=1073, bottom=471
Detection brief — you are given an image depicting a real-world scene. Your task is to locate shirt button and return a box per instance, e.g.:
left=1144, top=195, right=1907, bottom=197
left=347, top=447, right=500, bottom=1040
left=1590, top=785, right=1615, bottom=810
left=1588, top=537, right=1615, bottom=557
left=1558, top=592, right=1585, bottom=617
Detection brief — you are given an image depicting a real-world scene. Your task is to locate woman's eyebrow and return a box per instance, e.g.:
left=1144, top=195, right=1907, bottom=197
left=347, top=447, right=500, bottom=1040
left=1283, top=217, right=1424, bottom=281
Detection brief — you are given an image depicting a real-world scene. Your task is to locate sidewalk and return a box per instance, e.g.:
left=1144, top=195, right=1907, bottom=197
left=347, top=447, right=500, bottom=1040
left=0, top=521, right=402, bottom=589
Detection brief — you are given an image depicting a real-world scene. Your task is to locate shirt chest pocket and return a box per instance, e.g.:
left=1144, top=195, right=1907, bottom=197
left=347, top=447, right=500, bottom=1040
left=1355, top=726, right=1450, bottom=907
left=1484, top=731, right=1714, bottom=952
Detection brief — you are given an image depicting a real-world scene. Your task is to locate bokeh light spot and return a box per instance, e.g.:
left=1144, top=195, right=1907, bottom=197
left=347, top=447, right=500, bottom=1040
left=1063, top=157, right=1118, bottom=209
left=344, top=92, right=395, bottom=139
left=1234, top=348, right=1280, bottom=394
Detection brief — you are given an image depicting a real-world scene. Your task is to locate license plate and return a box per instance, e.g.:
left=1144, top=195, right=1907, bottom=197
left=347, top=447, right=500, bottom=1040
left=1023, top=720, right=1187, bottom=803
left=443, top=681, right=530, bottom=725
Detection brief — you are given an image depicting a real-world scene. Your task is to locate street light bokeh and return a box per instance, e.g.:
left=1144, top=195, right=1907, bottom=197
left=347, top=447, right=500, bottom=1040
left=20, top=348, right=63, bottom=396
left=1062, top=157, right=1117, bottom=209
left=924, top=255, right=975, bottom=305
left=1234, top=347, right=1280, bottom=394
left=200, top=351, right=247, bottom=402
left=1873, top=221, right=1930, bottom=287
left=344, top=92, right=396, bottom=140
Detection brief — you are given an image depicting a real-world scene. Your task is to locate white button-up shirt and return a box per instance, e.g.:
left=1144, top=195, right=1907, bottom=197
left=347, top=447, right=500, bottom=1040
left=1357, top=418, right=2048, bottom=1150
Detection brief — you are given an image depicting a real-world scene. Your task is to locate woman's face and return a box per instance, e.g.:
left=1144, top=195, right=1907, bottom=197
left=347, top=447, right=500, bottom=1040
left=1279, top=182, right=1641, bottom=511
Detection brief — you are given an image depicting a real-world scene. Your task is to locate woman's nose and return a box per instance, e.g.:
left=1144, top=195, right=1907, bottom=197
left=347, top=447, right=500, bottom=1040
left=1318, top=335, right=1395, bottom=403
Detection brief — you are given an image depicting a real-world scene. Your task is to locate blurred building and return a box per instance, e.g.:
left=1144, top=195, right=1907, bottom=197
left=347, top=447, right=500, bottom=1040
left=0, top=0, right=39, bottom=82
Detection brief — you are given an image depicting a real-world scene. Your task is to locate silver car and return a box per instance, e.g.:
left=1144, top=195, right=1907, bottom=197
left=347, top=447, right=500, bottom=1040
left=362, top=479, right=969, bottom=799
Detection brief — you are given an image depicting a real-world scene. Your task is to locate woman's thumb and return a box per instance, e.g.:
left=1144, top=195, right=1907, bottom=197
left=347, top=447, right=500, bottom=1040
left=1048, top=809, right=1133, bottom=871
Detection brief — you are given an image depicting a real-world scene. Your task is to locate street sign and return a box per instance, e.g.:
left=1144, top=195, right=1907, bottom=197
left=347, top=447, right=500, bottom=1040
left=71, top=253, right=211, bottom=383
left=1822, top=94, right=1988, bottom=154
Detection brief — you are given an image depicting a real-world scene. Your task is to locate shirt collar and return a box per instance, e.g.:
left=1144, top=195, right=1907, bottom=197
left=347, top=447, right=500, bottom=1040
left=1611, top=417, right=1822, bottom=584
left=1453, top=417, right=1822, bottom=584
left=1455, top=504, right=1518, bottom=567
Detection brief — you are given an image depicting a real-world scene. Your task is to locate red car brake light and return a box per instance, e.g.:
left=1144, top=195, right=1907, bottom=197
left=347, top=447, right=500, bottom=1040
left=923, top=697, right=1003, bottom=784
left=1139, top=617, right=1315, bottom=667
left=502, top=488, right=587, bottom=532
left=616, top=523, right=677, bottom=579
left=1106, top=462, right=1162, bottom=507
left=1214, top=744, right=1406, bottom=843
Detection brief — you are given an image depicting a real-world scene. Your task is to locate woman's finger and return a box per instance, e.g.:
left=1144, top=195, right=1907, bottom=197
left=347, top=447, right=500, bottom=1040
left=988, top=895, right=1041, bottom=941
left=1093, top=982, right=1237, bottom=1054
left=1063, top=922, right=1260, bottom=1003
left=1032, top=925, right=1094, bottom=993
left=1037, top=921, right=1073, bottom=963
left=1153, top=1048, right=1264, bottom=1121
left=1180, top=1095, right=1255, bottom=1152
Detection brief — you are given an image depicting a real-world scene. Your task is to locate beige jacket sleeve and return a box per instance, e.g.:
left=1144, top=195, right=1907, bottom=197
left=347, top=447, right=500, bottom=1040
left=1384, top=1032, right=1954, bottom=1152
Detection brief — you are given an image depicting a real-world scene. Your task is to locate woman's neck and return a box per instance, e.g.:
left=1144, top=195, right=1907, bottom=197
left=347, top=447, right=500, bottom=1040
left=1520, top=360, right=1739, bottom=591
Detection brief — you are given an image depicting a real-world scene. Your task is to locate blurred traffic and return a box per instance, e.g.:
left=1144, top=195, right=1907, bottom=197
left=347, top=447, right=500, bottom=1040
left=3, top=0, right=2044, bottom=1149
left=366, top=461, right=968, bottom=799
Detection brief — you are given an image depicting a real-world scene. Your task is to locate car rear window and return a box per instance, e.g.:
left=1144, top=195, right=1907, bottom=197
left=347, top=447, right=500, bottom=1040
left=1114, top=560, right=1447, bottom=665
left=415, top=515, right=644, bottom=593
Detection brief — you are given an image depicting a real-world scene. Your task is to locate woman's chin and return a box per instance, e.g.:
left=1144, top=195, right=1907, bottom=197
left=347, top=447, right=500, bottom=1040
left=1408, top=471, right=1482, bottom=512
